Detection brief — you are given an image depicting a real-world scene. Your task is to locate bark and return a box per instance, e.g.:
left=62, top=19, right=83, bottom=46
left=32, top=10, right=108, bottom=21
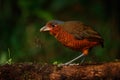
left=0, top=62, right=120, bottom=80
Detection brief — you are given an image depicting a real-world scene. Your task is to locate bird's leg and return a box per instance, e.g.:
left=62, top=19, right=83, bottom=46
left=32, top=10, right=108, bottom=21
left=63, top=49, right=88, bottom=65
left=80, top=56, right=86, bottom=64
left=64, top=53, right=85, bottom=65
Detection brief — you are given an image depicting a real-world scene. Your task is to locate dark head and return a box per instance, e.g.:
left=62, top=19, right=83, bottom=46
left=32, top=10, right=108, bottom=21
left=40, top=20, right=64, bottom=32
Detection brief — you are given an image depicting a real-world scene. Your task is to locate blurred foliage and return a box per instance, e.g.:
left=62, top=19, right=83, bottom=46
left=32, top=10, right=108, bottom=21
left=0, top=0, right=120, bottom=64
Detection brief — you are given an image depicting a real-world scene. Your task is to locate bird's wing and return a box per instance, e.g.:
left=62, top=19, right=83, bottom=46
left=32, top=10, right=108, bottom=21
left=61, top=21, right=104, bottom=46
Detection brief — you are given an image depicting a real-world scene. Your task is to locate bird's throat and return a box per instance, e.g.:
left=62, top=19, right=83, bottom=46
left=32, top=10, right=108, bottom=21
left=50, top=26, right=61, bottom=36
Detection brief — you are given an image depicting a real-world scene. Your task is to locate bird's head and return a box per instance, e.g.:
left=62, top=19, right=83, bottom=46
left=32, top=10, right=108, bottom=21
left=40, top=20, right=64, bottom=32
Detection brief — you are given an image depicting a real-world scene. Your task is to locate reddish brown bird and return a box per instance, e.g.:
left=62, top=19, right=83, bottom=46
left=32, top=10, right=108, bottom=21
left=40, top=20, right=104, bottom=65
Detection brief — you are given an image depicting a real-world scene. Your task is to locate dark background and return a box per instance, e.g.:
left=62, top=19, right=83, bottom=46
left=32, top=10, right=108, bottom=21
left=0, top=0, right=120, bottom=64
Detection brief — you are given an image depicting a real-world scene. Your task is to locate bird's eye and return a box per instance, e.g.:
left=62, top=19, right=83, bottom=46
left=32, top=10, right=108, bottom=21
left=51, top=24, right=57, bottom=27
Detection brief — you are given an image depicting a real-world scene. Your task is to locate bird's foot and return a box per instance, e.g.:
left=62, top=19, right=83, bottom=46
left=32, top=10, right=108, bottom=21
left=58, top=63, right=80, bottom=67
left=58, top=53, right=85, bottom=67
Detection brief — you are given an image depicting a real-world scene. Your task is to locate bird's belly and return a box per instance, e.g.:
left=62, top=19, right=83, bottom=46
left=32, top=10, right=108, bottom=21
left=56, top=35, right=97, bottom=51
left=64, top=39, right=98, bottom=51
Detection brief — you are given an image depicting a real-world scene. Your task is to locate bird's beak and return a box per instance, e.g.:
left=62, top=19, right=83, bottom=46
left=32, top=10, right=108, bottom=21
left=40, top=26, right=51, bottom=32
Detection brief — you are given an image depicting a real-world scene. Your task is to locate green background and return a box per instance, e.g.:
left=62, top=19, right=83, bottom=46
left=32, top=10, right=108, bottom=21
left=0, top=0, right=120, bottom=64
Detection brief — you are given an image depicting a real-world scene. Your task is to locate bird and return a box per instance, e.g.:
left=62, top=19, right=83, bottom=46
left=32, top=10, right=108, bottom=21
left=40, top=20, right=104, bottom=65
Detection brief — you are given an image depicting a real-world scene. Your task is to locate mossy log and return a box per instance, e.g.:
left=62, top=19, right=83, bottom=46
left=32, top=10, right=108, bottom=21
left=0, top=62, right=120, bottom=80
